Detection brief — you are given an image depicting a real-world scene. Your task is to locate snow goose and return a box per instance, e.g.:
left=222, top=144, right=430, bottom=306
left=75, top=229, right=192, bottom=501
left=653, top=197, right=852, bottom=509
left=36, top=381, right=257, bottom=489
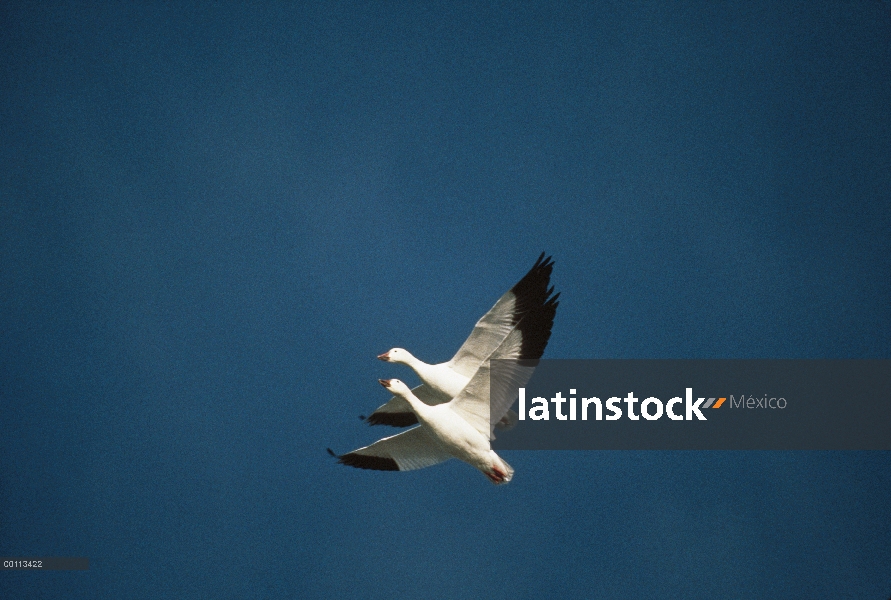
left=366, top=253, right=557, bottom=427
left=331, top=296, right=558, bottom=484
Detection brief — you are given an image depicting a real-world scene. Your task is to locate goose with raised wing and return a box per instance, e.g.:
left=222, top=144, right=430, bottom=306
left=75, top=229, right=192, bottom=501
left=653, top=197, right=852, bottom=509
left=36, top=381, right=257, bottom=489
left=366, top=253, right=557, bottom=427
left=331, top=295, right=559, bottom=484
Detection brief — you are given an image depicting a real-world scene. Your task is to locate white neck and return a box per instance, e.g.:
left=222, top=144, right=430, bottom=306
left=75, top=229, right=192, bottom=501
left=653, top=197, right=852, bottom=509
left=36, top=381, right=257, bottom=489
left=397, top=388, right=432, bottom=420
left=404, top=353, right=433, bottom=380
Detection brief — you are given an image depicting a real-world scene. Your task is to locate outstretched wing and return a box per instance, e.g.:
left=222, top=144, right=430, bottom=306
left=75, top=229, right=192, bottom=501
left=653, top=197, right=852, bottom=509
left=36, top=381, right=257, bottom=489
left=364, top=384, right=446, bottom=427
left=446, top=253, right=555, bottom=379
left=332, top=426, right=452, bottom=472
left=448, top=295, right=559, bottom=439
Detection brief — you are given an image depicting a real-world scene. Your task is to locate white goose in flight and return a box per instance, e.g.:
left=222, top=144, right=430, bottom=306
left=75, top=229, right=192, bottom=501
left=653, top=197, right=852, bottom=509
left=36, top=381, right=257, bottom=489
left=330, top=295, right=559, bottom=484
left=366, top=253, right=557, bottom=427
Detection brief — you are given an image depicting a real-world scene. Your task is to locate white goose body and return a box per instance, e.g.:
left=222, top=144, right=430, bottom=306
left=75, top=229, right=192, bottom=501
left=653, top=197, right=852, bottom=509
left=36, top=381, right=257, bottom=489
left=397, top=382, right=513, bottom=483
left=337, top=378, right=515, bottom=484
left=386, top=350, right=469, bottom=399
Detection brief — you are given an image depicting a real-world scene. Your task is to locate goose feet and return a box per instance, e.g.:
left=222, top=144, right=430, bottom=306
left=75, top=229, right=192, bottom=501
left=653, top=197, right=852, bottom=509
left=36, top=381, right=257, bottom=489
left=486, top=467, right=507, bottom=484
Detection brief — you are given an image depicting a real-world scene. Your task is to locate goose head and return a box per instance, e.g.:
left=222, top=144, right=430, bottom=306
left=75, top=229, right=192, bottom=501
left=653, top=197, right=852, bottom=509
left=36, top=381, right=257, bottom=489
left=378, top=378, right=412, bottom=396
left=377, top=348, right=411, bottom=364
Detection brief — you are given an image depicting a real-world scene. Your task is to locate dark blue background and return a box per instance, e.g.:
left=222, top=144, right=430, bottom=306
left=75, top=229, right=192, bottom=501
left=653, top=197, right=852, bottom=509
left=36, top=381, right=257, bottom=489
left=2, top=2, right=889, bottom=598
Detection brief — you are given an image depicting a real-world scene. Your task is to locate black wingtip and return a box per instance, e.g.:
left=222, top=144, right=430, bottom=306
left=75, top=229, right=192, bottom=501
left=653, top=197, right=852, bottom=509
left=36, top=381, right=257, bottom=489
left=338, top=452, right=400, bottom=471
left=507, top=253, right=556, bottom=324
left=328, top=448, right=400, bottom=471
left=358, top=415, right=366, bottom=421
left=515, top=290, right=560, bottom=360
left=365, top=411, right=419, bottom=427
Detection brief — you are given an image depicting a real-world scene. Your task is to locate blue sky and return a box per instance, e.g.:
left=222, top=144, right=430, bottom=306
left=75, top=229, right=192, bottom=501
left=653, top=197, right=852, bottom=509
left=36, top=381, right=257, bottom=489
left=2, top=2, right=890, bottom=598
